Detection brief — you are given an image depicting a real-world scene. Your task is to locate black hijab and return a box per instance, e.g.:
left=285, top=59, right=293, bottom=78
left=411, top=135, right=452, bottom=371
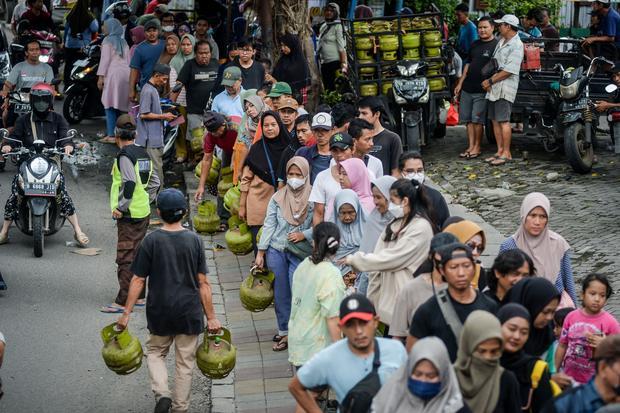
left=272, top=34, right=311, bottom=92
left=498, top=304, right=537, bottom=374
left=504, top=278, right=560, bottom=357
left=245, top=111, right=289, bottom=188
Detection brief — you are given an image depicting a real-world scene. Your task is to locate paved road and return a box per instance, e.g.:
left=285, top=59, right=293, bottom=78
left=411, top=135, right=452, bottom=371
left=0, top=112, right=210, bottom=412
left=424, top=126, right=620, bottom=317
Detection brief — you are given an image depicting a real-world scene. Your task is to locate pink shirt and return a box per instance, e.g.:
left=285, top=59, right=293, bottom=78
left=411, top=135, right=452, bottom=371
left=559, top=309, right=620, bottom=384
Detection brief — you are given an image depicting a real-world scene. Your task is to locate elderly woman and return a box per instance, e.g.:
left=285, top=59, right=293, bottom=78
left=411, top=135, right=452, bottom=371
left=372, top=337, right=467, bottom=412
left=500, top=192, right=577, bottom=306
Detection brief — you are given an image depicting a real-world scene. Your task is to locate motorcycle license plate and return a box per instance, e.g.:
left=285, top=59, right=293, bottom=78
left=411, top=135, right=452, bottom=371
left=74, top=59, right=88, bottom=67
left=15, top=103, right=31, bottom=113
left=24, top=182, right=56, bottom=197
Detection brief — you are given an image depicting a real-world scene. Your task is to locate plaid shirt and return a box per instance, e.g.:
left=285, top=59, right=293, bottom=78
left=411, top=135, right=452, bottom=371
left=486, top=34, right=523, bottom=103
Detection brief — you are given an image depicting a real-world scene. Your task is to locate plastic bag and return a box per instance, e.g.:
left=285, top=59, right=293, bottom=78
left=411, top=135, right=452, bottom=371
left=446, top=103, right=459, bottom=126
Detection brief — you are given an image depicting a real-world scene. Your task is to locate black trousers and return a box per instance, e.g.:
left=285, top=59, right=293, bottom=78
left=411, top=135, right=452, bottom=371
left=321, top=60, right=341, bottom=92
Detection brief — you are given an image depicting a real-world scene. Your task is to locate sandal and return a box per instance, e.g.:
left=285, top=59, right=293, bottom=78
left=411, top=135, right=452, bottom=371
left=74, top=232, right=89, bottom=247
left=491, top=156, right=511, bottom=166
left=272, top=334, right=284, bottom=342
left=468, top=152, right=481, bottom=159
left=272, top=337, right=288, bottom=352
left=459, top=151, right=471, bottom=158
left=135, top=299, right=146, bottom=307
left=485, top=155, right=499, bottom=163
left=100, top=303, right=125, bottom=313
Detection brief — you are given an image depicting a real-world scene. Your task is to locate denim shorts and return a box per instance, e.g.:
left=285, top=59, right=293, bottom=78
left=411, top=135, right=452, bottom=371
left=459, top=91, right=488, bottom=124
left=487, top=99, right=513, bottom=123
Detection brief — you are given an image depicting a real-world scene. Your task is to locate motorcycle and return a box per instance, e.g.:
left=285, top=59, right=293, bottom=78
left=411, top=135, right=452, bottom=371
left=391, top=60, right=430, bottom=152
left=558, top=56, right=614, bottom=173
left=603, top=83, right=620, bottom=154
left=0, top=87, right=29, bottom=171
left=0, top=128, right=77, bottom=257
left=63, top=38, right=104, bottom=124
left=12, top=20, right=61, bottom=74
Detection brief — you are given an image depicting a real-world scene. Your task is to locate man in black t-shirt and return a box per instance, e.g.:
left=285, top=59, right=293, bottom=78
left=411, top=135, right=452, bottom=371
left=406, top=243, right=498, bottom=362
left=454, top=16, right=498, bottom=159
left=117, top=188, right=221, bottom=413
left=358, top=96, right=403, bottom=177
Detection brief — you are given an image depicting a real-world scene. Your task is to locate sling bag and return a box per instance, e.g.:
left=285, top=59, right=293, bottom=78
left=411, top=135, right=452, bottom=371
left=340, top=339, right=382, bottom=413
left=435, top=288, right=463, bottom=343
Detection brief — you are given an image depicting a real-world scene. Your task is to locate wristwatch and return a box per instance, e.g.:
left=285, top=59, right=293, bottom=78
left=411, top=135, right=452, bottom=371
left=488, top=78, right=494, bottom=86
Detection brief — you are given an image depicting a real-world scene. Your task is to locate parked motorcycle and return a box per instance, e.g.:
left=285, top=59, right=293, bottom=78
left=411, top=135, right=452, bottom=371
left=0, top=128, right=77, bottom=257
left=602, top=83, right=620, bottom=154
left=63, top=38, right=104, bottom=124
left=160, top=97, right=183, bottom=167
left=558, top=56, right=614, bottom=173
left=391, top=61, right=430, bottom=152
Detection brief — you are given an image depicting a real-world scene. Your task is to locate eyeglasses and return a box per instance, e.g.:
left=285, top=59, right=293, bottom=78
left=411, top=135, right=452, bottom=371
left=466, top=242, right=484, bottom=254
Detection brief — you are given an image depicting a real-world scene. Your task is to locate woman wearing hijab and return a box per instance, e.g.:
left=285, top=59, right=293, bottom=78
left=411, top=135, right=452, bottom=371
left=233, top=91, right=266, bottom=184
left=255, top=156, right=314, bottom=352
left=355, top=176, right=396, bottom=294
left=64, top=0, right=98, bottom=91
left=96, top=18, right=130, bottom=143
left=443, top=219, right=487, bottom=289
left=504, top=277, right=561, bottom=358
left=372, top=337, right=467, bottom=413
left=330, top=189, right=366, bottom=290
left=129, top=26, right=145, bottom=59
left=271, top=33, right=311, bottom=104
left=240, top=111, right=290, bottom=252
left=500, top=192, right=577, bottom=305
left=454, top=310, right=521, bottom=413
left=168, top=34, right=195, bottom=162
left=498, top=304, right=556, bottom=413
left=344, top=179, right=433, bottom=329
left=158, top=35, right=180, bottom=96
left=339, top=157, right=375, bottom=214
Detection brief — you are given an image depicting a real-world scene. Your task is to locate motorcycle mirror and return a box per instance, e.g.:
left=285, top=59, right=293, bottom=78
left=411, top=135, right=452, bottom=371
left=67, top=129, right=77, bottom=138
left=605, top=84, right=618, bottom=94
left=171, top=83, right=183, bottom=93
left=10, top=43, right=24, bottom=53
left=0, top=128, right=8, bottom=139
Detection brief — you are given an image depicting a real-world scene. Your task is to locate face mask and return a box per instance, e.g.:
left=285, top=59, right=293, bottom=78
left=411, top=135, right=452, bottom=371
left=162, top=25, right=174, bottom=32
left=407, top=377, right=441, bottom=400
left=287, top=177, right=305, bottom=190
left=388, top=202, right=404, bottom=219
left=404, top=172, right=425, bottom=183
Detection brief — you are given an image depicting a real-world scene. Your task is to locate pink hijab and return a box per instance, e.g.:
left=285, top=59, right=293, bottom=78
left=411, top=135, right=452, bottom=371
left=129, top=26, right=146, bottom=59
left=340, top=158, right=375, bottom=214
left=512, top=192, right=570, bottom=284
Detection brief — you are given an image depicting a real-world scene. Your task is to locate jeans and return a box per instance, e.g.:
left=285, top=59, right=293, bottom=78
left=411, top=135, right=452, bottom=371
left=355, top=272, right=369, bottom=295
left=266, top=247, right=301, bottom=336
left=105, top=107, right=121, bottom=137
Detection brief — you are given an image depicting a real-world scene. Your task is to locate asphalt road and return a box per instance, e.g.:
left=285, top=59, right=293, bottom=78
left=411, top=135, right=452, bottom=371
left=0, top=111, right=210, bottom=412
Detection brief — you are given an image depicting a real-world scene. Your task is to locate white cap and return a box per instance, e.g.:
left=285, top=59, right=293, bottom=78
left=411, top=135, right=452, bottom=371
left=311, top=112, right=333, bottom=130
left=494, top=14, right=520, bottom=28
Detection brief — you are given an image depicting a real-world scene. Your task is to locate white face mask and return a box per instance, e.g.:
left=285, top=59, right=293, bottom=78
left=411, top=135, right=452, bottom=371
left=287, top=177, right=306, bottom=190
left=388, top=202, right=404, bottom=219
left=404, top=172, right=425, bottom=183
left=162, top=25, right=175, bottom=32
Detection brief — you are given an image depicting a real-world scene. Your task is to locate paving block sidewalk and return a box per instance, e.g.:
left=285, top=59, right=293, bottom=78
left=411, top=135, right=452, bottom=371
left=185, top=174, right=504, bottom=413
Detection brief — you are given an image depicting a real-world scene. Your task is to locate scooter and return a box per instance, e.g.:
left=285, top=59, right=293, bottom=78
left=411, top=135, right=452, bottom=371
left=161, top=97, right=183, bottom=167
left=0, top=128, right=77, bottom=257
left=391, top=61, right=430, bottom=152
left=558, top=56, right=614, bottom=173
left=12, top=20, right=61, bottom=74
left=63, top=37, right=104, bottom=124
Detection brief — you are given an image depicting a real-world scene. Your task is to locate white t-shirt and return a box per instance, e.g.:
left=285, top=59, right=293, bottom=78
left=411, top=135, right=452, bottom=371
left=329, top=155, right=382, bottom=179
left=309, top=167, right=342, bottom=221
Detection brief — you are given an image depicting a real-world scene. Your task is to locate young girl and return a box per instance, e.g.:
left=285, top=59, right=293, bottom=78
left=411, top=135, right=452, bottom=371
left=545, top=307, right=574, bottom=376
left=288, top=222, right=345, bottom=369
left=331, top=189, right=365, bottom=291
left=555, top=273, right=620, bottom=384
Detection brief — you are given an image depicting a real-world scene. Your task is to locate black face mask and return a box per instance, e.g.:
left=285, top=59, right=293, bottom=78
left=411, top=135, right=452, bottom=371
left=33, top=100, right=50, bottom=114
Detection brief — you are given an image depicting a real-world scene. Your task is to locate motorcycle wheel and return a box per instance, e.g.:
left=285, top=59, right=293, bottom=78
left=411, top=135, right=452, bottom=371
left=33, top=214, right=44, bottom=257
left=63, top=89, right=86, bottom=124
left=564, top=122, right=593, bottom=174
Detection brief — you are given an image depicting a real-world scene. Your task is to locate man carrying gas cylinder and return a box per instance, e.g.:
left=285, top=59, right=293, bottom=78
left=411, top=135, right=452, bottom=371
left=102, top=114, right=160, bottom=314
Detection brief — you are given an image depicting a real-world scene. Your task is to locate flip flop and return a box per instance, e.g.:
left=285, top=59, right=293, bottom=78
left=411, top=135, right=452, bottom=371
left=100, top=304, right=125, bottom=313
left=485, top=156, right=498, bottom=163
left=74, top=232, right=90, bottom=248
left=272, top=334, right=284, bottom=342
left=135, top=299, right=146, bottom=307
left=272, top=337, right=288, bottom=352
left=459, top=151, right=471, bottom=158
left=491, top=157, right=511, bottom=166
left=468, top=152, right=482, bottom=159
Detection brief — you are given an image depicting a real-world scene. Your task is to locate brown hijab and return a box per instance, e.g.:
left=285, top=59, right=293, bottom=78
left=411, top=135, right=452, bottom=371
left=512, top=192, right=569, bottom=284
left=272, top=156, right=312, bottom=226
left=443, top=220, right=486, bottom=288
left=159, top=34, right=180, bottom=65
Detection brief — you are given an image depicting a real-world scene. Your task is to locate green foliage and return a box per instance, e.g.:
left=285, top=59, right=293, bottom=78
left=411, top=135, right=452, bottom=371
left=405, top=0, right=460, bottom=29
left=485, top=0, right=561, bottom=22
left=320, top=90, right=343, bottom=106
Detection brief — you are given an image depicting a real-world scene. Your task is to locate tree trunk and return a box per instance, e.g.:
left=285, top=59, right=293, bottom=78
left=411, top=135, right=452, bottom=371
left=257, top=0, right=275, bottom=63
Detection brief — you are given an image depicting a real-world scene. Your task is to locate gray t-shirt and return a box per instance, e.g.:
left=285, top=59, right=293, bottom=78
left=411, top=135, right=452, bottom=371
left=136, top=82, right=163, bottom=148
left=7, top=61, right=54, bottom=90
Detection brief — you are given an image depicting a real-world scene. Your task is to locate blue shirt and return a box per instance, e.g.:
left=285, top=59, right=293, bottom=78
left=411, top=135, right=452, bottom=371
left=211, top=89, right=244, bottom=117
left=257, top=197, right=313, bottom=252
left=130, top=39, right=165, bottom=87
left=519, top=26, right=543, bottom=40
left=600, top=7, right=620, bottom=46
left=295, top=144, right=332, bottom=184
left=297, top=338, right=407, bottom=403
left=458, top=20, right=479, bottom=58
left=549, top=379, right=605, bottom=413
left=64, top=20, right=99, bottom=49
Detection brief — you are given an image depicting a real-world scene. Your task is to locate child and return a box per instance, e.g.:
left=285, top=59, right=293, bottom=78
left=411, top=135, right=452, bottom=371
left=545, top=307, right=574, bottom=375
left=555, top=273, right=620, bottom=384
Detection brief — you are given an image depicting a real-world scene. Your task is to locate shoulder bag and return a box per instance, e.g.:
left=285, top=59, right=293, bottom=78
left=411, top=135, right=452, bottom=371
left=285, top=238, right=313, bottom=260
left=340, top=339, right=382, bottom=413
left=435, top=288, right=463, bottom=342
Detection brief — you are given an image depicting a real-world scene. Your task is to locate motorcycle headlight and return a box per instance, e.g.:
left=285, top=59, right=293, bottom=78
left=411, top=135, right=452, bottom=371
left=418, top=88, right=430, bottom=103
left=30, top=157, right=49, bottom=175
left=560, top=82, right=579, bottom=99
left=76, top=66, right=94, bottom=79
left=39, top=55, right=50, bottom=63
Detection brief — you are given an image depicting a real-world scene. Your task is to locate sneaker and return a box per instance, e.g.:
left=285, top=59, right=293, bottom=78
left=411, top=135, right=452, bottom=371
left=154, top=397, right=172, bottom=413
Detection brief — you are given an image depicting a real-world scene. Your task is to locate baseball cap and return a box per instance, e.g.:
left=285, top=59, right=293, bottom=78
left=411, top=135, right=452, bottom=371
left=204, top=111, right=226, bottom=132
left=152, top=63, right=171, bottom=76
left=278, top=97, right=299, bottom=111
left=116, top=114, right=136, bottom=130
left=494, top=14, right=520, bottom=29
left=221, top=66, right=242, bottom=86
left=437, top=242, right=474, bottom=267
left=267, top=82, right=293, bottom=97
left=339, top=294, right=376, bottom=326
left=594, top=334, right=620, bottom=360
left=311, top=112, right=333, bottom=130
left=329, top=132, right=354, bottom=150
left=144, top=18, right=161, bottom=31
left=157, top=188, right=187, bottom=213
